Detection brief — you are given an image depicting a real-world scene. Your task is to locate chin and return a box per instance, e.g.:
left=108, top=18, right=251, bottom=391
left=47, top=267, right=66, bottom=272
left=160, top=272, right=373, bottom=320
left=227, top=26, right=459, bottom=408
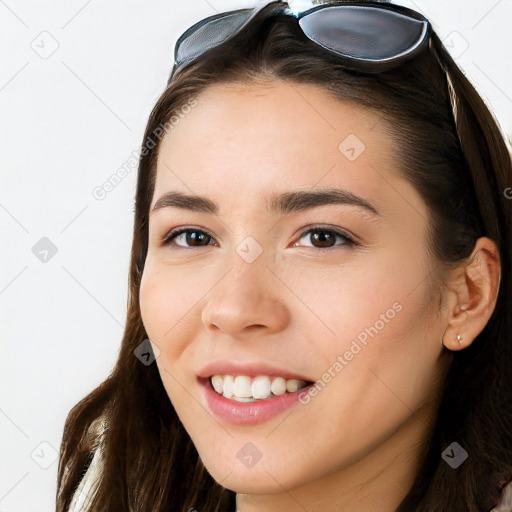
left=201, top=454, right=311, bottom=495
left=211, top=470, right=294, bottom=495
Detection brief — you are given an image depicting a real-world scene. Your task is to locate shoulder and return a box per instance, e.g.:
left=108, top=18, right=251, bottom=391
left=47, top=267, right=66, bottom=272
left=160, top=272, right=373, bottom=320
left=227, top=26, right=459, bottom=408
left=68, top=414, right=108, bottom=512
left=490, top=479, right=512, bottom=512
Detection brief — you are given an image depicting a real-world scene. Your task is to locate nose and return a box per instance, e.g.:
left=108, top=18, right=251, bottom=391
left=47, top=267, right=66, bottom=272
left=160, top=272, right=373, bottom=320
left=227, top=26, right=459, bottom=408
left=200, top=256, right=291, bottom=340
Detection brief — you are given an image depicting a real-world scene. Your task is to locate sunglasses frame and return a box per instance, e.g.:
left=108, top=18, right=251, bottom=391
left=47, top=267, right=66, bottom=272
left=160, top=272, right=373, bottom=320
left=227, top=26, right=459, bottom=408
left=170, top=0, right=431, bottom=81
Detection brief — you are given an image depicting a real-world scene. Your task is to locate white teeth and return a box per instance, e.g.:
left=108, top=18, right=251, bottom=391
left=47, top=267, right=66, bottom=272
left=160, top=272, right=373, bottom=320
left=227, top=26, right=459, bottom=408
left=223, top=374, right=234, bottom=399
left=231, top=396, right=256, bottom=402
left=211, top=375, right=223, bottom=394
left=271, top=377, right=287, bottom=396
left=286, top=379, right=304, bottom=393
left=252, top=376, right=272, bottom=399
left=209, top=374, right=309, bottom=400
left=233, top=376, right=252, bottom=398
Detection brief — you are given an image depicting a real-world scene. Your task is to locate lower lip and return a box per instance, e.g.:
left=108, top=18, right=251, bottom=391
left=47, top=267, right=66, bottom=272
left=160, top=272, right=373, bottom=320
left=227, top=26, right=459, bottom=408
left=199, top=377, right=312, bottom=426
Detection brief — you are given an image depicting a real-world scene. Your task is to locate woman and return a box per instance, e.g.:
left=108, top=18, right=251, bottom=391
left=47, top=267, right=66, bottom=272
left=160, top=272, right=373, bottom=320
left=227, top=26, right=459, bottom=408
left=56, top=1, right=512, bottom=511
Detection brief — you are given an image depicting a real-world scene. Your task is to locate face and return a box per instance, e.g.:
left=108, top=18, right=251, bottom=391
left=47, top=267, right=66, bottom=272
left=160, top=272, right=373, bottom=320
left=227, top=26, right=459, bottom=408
left=139, top=80, right=449, bottom=496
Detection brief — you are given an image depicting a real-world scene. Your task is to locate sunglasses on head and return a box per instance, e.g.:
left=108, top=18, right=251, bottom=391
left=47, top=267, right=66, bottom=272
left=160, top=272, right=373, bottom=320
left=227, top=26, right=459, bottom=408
left=169, top=0, right=431, bottom=82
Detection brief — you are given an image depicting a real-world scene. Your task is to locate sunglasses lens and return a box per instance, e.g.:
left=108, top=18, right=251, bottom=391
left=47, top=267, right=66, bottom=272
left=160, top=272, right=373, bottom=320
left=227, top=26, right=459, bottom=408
left=176, top=10, right=254, bottom=67
left=299, top=5, right=429, bottom=67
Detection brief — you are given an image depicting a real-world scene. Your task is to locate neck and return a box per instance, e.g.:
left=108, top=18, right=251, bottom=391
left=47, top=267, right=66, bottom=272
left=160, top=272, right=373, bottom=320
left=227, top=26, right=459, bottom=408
left=235, top=403, right=435, bottom=512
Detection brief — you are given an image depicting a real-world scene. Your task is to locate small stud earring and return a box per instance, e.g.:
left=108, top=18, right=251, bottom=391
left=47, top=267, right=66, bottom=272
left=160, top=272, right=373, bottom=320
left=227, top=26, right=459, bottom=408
left=441, top=334, right=463, bottom=348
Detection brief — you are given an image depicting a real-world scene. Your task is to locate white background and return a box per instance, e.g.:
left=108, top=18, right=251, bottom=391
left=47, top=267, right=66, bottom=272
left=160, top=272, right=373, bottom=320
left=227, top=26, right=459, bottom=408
left=1, top=1, right=511, bottom=510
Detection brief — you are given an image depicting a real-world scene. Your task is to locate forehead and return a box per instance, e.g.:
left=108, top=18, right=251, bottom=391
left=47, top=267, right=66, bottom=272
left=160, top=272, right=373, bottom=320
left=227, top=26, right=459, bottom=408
left=159, top=80, right=385, bottom=153
left=152, top=80, right=407, bottom=215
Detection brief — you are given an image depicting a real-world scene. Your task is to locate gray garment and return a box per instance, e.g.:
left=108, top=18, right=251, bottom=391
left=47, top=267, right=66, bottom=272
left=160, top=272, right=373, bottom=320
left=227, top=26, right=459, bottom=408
left=68, top=416, right=107, bottom=512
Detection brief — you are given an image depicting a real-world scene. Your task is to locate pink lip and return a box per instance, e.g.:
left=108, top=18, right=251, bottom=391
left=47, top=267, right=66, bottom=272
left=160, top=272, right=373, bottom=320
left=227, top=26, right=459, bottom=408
left=199, top=377, right=313, bottom=426
left=197, top=360, right=313, bottom=381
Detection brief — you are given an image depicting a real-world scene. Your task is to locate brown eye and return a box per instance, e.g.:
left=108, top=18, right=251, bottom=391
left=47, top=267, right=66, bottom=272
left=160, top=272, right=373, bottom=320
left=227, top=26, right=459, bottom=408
left=296, top=227, right=355, bottom=250
left=310, top=230, right=337, bottom=248
left=162, top=226, right=356, bottom=251
left=163, top=228, right=214, bottom=248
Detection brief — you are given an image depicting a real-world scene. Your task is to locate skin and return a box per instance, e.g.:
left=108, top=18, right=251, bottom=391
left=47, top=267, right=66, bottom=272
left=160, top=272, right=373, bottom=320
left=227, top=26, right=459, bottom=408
left=139, top=79, right=500, bottom=512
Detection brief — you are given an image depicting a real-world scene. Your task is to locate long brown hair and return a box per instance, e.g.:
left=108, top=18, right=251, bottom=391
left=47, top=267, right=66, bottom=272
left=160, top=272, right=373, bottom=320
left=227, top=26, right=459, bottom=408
left=56, top=2, right=512, bottom=510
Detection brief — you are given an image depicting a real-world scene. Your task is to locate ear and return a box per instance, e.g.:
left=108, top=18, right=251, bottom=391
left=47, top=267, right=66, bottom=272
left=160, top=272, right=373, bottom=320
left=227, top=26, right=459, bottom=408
left=442, top=237, right=501, bottom=351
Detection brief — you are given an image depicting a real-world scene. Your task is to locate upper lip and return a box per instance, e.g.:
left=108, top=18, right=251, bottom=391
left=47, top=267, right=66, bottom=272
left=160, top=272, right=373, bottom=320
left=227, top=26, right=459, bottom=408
left=197, top=360, right=314, bottom=382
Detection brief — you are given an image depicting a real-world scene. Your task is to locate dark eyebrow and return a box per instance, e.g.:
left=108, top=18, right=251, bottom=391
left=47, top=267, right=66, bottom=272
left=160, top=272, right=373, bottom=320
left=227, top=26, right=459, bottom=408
left=151, top=188, right=380, bottom=216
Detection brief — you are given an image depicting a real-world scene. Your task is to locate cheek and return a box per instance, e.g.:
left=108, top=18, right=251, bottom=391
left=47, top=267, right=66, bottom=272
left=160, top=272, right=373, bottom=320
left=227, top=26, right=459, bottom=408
left=139, top=265, right=186, bottom=376
left=139, top=268, right=166, bottom=341
left=290, top=245, right=431, bottom=361
left=294, top=239, right=439, bottom=410
left=139, top=265, right=198, bottom=412
left=139, top=260, right=212, bottom=379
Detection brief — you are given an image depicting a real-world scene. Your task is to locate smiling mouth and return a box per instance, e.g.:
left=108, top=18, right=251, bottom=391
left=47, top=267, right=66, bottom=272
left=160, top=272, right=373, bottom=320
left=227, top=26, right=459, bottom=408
left=207, top=374, right=314, bottom=402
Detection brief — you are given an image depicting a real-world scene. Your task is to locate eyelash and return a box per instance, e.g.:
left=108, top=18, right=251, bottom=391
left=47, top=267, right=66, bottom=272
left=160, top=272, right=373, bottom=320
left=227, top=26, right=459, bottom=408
left=161, top=225, right=358, bottom=252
